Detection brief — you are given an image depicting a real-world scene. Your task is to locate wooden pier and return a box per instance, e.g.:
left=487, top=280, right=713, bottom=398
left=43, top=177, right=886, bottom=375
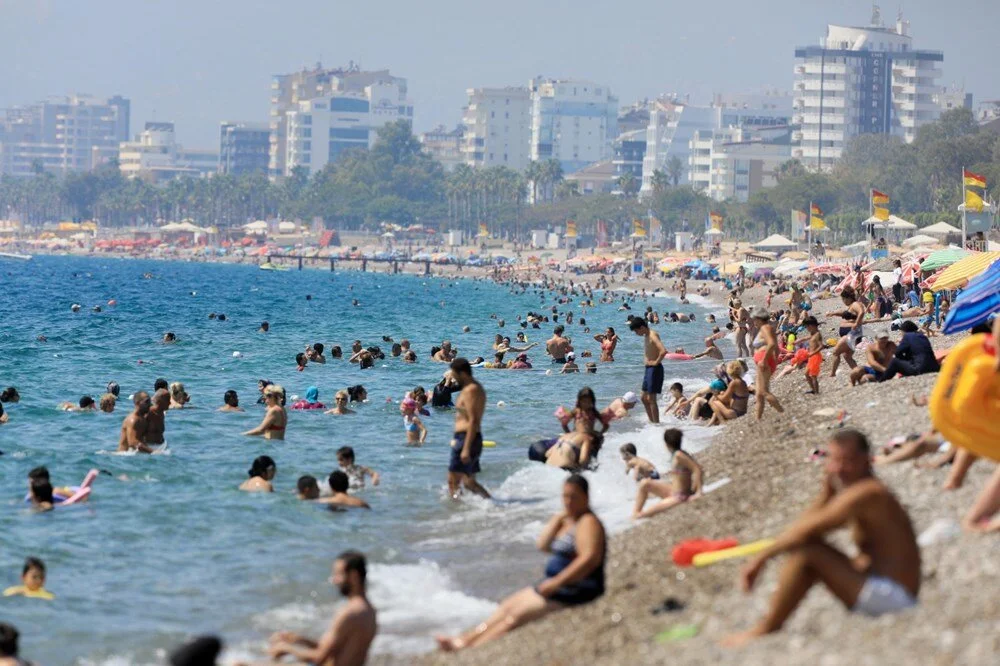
left=265, top=254, right=436, bottom=275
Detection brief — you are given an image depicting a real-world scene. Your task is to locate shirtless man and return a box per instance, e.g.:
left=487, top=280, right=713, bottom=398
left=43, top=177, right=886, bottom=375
left=145, top=389, right=170, bottom=445
left=118, top=392, right=153, bottom=453
left=545, top=325, right=573, bottom=364
left=448, top=358, right=490, bottom=499
left=849, top=333, right=896, bottom=386
left=316, top=471, right=371, bottom=509
left=601, top=391, right=639, bottom=422
left=692, top=337, right=724, bottom=360
left=256, top=552, right=377, bottom=666
left=723, top=429, right=920, bottom=647
left=433, top=340, right=456, bottom=363
left=630, top=318, right=666, bottom=424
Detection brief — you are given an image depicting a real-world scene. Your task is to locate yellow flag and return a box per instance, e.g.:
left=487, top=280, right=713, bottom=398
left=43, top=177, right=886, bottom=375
left=874, top=206, right=890, bottom=221
left=565, top=220, right=577, bottom=238
left=632, top=219, right=646, bottom=237
left=809, top=203, right=826, bottom=230
left=478, top=222, right=488, bottom=237
left=965, top=188, right=985, bottom=213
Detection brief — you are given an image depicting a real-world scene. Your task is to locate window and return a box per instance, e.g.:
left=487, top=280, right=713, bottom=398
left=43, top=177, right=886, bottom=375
left=302, top=115, right=312, bottom=125
left=330, top=98, right=369, bottom=113
left=491, top=111, right=495, bottom=118
left=329, top=127, right=369, bottom=140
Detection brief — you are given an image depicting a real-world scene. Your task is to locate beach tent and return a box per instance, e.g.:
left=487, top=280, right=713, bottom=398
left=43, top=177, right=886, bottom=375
left=704, top=228, right=723, bottom=236
left=902, top=234, right=940, bottom=248
left=921, top=247, right=970, bottom=272
left=862, top=213, right=916, bottom=230
left=752, top=234, right=796, bottom=251
left=931, top=251, right=1000, bottom=292
left=278, top=221, right=297, bottom=233
left=921, top=221, right=962, bottom=238
left=942, top=258, right=1000, bottom=334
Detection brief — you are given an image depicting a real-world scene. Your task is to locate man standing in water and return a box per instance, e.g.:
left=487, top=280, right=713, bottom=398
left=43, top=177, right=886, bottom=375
left=630, top=318, right=666, bottom=424
left=448, top=358, right=490, bottom=499
left=257, top=552, right=377, bottom=666
left=118, top=392, right=153, bottom=453
left=723, top=429, right=920, bottom=647
left=546, top=325, right=572, bottom=363
left=145, top=389, right=170, bottom=446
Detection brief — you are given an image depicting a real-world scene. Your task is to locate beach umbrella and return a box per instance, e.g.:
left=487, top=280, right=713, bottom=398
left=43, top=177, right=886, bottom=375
left=920, top=247, right=970, bottom=272
left=942, top=259, right=1000, bottom=334
left=931, top=252, right=1000, bottom=292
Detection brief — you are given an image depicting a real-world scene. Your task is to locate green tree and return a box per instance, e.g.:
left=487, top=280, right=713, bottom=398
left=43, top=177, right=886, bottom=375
left=665, top=155, right=684, bottom=186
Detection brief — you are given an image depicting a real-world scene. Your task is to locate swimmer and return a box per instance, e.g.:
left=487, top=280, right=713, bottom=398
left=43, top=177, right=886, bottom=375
left=163, top=332, right=177, bottom=343
left=296, top=352, right=308, bottom=371
left=60, top=395, right=97, bottom=412
left=240, top=456, right=276, bottom=492
left=620, top=443, right=659, bottom=481
left=297, top=475, right=320, bottom=500
left=3, top=557, right=53, bottom=599
left=244, top=385, right=287, bottom=440
left=632, top=429, right=703, bottom=520
left=28, top=478, right=54, bottom=512
left=259, top=321, right=269, bottom=333
left=325, top=390, right=355, bottom=415
left=145, top=389, right=170, bottom=445
left=337, top=446, right=380, bottom=488
left=560, top=353, right=580, bottom=374
left=218, top=390, right=244, bottom=412
left=169, top=382, right=191, bottom=409
left=346, top=385, right=367, bottom=403
left=99, top=393, right=116, bottom=413
left=401, top=398, right=427, bottom=445
left=306, top=343, right=326, bottom=364
left=154, top=378, right=169, bottom=393
left=330, top=345, right=343, bottom=359
left=433, top=340, right=457, bottom=362
left=402, top=349, right=417, bottom=363
left=118, top=391, right=154, bottom=453
left=318, top=471, right=370, bottom=509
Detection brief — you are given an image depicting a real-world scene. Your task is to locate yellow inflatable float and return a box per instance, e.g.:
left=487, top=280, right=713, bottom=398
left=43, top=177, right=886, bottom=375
left=929, top=333, right=1000, bottom=461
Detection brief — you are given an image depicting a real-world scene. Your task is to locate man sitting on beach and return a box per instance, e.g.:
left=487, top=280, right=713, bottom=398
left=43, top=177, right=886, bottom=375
left=247, top=552, right=376, bottom=666
left=849, top=333, right=896, bottom=386
left=724, top=429, right=920, bottom=647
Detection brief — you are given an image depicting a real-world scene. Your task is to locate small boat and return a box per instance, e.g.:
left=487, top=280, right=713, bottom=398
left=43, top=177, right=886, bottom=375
left=0, top=252, right=32, bottom=261
left=259, top=262, right=288, bottom=271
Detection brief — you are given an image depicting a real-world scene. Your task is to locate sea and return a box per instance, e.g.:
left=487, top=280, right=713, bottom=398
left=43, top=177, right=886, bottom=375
left=0, top=256, right=729, bottom=665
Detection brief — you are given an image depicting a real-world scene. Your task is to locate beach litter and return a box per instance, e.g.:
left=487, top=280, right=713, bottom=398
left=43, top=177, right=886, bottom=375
left=655, top=624, right=699, bottom=643
left=917, top=518, right=962, bottom=547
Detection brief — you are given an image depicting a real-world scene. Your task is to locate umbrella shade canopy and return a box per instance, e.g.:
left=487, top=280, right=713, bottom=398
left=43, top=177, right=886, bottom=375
left=921, top=247, right=970, bottom=272
left=942, top=259, right=1000, bottom=334
left=921, top=221, right=962, bottom=235
left=752, top=234, right=796, bottom=250
left=931, top=252, right=1000, bottom=292
left=704, top=228, right=723, bottom=236
left=862, top=213, right=915, bottom=229
left=902, top=234, right=940, bottom=248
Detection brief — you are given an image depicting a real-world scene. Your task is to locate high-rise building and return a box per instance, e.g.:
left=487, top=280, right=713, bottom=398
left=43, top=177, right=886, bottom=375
left=461, top=87, right=531, bottom=171
left=0, top=94, right=129, bottom=176
left=284, top=78, right=411, bottom=176
left=119, top=122, right=217, bottom=183
left=640, top=94, right=790, bottom=195
left=420, top=125, right=465, bottom=172
left=219, top=122, right=270, bottom=176
left=528, top=78, right=618, bottom=174
left=268, top=62, right=412, bottom=178
left=792, top=8, right=943, bottom=170
left=689, top=126, right=792, bottom=202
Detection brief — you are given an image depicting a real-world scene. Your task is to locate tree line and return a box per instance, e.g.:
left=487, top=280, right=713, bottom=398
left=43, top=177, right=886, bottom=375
left=1, top=110, right=996, bottom=243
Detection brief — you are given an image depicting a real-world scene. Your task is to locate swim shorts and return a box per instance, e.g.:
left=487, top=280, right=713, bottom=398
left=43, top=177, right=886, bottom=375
left=753, top=348, right=777, bottom=374
left=919, top=315, right=933, bottom=327
left=642, top=363, right=664, bottom=394
left=792, top=348, right=809, bottom=366
left=449, top=431, right=483, bottom=475
left=852, top=576, right=917, bottom=616
left=647, top=470, right=661, bottom=480
left=806, top=353, right=822, bottom=378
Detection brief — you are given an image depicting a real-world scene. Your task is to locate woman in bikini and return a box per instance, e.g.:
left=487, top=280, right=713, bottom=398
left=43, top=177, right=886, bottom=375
left=243, top=384, right=286, bottom=440
left=594, top=327, right=619, bottom=362
left=707, top=361, right=751, bottom=425
left=632, top=428, right=703, bottom=519
left=731, top=299, right=751, bottom=357
left=752, top=307, right=784, bottom=422
left=826, top=286, right=866, bottom=377
left=546, top=387, right=608, bottom=470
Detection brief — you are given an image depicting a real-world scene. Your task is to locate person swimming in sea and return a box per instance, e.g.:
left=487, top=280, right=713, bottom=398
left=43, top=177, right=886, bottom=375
left=316, top=471, right=370, bottom=509
left=324, top=390, right=355, bottom=415
left=401, top=397, right=427, bottom=445
left=243, top=385, right=286, bottom=440
left=620, top=443, right=659, bottom=481
left=240, top=456, right=276, bottom=493
left=59, top=395, right=97, bottom=412
left=218, top=390, right=244, bottom=412
left=337, top=447, right=380, bottom=489
left=28, top=478, right=54, bottom=512
left=3, top=557, right=54, bottom=600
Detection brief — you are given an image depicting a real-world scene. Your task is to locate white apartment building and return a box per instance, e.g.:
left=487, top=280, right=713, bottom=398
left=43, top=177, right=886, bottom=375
left=269, top=63, right=412, bottom=178
left=0, top=94, right=130, bottom=176
left=640, top=96, right=790, bottom=196
left=118, top=122, right=217, bottom=183
left=461, top=87, right=531, bottom=171
left=284, top=80, right=410, bottom=176
left=793, top=9, right=943, bottom=170
left=419, top=125, right=465, bottom=172
left=690, top=127, right=792, bottom=202
left=528, top=78, right=618, bottom=174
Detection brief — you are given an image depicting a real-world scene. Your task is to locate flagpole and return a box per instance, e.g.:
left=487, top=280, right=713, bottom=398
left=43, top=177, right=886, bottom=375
left=868, top=188, right=873, bottom=262
left=961, top=166, right=967, bottom=250
left=807, top=200, right=812, bottom=258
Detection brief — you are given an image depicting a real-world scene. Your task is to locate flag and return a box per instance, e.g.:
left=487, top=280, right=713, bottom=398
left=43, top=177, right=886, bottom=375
left=565, top=220, right=577, bottom=238
left=874, top=206, right=890, bottom=221
left=709, top=211, right=724, bottom=231
left=478, top=222, right=488, bottom=237
left=632, top=219, right=646, bottom=237
left=871, top=189, right=889, bottom=205
left=809, top=203, right=826, bottom=230
left=963, top=169, right=986, bottom=188
left=965, top=188, right=985, bottom=213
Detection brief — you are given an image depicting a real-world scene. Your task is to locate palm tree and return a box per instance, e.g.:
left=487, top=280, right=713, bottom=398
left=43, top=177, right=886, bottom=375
left=616, top=172, right=638, bottom=199
left=555, top=180, right=580, bottom=201
left=542, top=159, right=564, bottom=203
left=525, top=161, right=543, bottom=205
left=651, top=169, right=669, bottom=193
left=666, top=156, right=684, bottom=187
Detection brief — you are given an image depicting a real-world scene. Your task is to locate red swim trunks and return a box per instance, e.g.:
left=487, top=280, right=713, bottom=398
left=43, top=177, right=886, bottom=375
left=754, top=348, right=777, bottom=373
left=806, top=353, right=823, bottom=377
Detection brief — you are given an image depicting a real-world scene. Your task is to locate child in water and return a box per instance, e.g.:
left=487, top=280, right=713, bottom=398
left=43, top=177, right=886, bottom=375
left=620, top=443, right=659, bottom=481
left=3, top=557, right=54, bottom=599
left=401, top=398, right=427, bottom=445
left=336, top=446, right=380, bottom=489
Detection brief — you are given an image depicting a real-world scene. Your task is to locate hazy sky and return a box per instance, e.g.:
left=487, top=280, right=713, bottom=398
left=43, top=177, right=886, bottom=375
left=2, top=0, right=996, bottom=150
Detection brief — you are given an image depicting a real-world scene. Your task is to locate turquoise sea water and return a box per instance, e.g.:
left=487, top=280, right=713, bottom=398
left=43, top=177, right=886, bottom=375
left=0, top=256, right=725, bottom=664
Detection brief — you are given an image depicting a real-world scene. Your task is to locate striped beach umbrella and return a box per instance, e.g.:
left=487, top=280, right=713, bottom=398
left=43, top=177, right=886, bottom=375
left=942, top=259, right=1000, bottom=334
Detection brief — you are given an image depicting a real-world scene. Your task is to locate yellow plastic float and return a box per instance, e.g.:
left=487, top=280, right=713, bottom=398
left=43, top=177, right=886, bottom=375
left=692, top=538, right=775, bottom=567
left=929, top=334, right=1000, bottom=461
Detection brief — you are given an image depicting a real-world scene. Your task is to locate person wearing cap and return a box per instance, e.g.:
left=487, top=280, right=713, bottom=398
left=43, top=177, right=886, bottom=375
left=510, top=353, right=533, bottom=370
left=849, top=332, right=897, bottom=386
left=751, top=306, right=784, bottom=422
left=918, top=290, right=937, bottom=336
left=559, top=352, right=579, bottom=374
left=602, top=392, right=638, bottom=422
left=876, top=321, right=939, bottom=382
left=630, top=317, right=666, bottom=424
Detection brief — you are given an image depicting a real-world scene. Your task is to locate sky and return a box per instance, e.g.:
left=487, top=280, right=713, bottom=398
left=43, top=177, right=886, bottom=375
left=1, top=0, right=997, bottom=150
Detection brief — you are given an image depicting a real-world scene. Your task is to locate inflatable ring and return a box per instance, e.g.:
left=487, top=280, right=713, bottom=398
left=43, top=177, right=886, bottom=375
left=929, top=334, right=1000, bottom=461
left=665, top=353, right=694, bottom=361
